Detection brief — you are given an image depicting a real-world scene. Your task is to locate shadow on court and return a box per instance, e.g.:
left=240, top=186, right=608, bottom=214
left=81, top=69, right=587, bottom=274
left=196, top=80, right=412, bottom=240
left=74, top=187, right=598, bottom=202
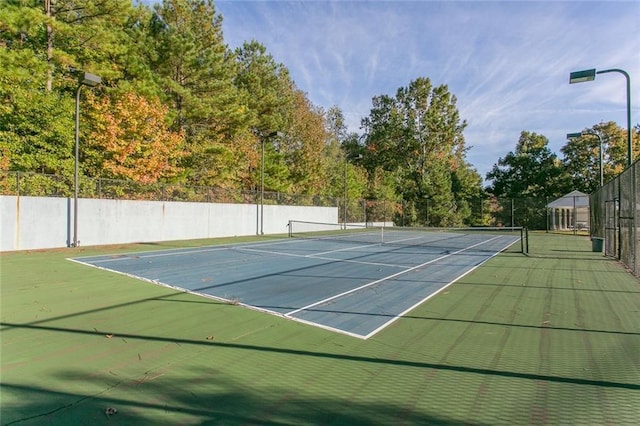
left=2, top=321, right=638, bottom=391
left=1, top=371, right=466, bottom=426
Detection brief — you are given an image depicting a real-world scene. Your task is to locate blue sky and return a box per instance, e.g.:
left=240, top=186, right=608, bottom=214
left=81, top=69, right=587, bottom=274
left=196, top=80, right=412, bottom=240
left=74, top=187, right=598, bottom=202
left=146, top=1, right=640, bottom=179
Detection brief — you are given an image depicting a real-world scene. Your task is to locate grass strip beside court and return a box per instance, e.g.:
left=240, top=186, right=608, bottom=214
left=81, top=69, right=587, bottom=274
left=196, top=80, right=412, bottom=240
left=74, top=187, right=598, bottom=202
left=1, top=232, right=639, bottom=425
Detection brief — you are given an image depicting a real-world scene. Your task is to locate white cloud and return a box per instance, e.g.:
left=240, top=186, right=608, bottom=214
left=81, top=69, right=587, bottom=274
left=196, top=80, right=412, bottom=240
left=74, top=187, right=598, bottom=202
left=215, top=0, right=640, bottom=178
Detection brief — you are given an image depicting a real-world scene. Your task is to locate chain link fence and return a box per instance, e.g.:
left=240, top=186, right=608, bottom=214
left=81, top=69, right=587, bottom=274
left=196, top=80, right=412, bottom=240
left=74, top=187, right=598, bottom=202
left=0, top=171, right=339, bottom=207
left=341, top=196, right=565, bottom=230
left=590, top=159, right=638, bottom=275
left=3, top=171, right=604, bottom=235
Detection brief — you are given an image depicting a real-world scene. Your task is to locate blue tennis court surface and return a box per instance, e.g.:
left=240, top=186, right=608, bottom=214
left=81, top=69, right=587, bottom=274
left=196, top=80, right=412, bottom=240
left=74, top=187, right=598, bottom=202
left=69, top=229, right=521, bottom=339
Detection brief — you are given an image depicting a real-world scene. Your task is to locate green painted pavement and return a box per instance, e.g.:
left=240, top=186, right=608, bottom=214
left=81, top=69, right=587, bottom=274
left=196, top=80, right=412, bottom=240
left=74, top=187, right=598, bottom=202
left=1, top=232, right=639, bottom=425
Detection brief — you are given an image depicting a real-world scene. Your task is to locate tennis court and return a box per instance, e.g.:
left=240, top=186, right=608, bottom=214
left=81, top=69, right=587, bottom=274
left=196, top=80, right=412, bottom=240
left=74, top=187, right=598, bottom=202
left=3, top=231, right=639, bottom=424
left=70, top=225, right=524, bottom=339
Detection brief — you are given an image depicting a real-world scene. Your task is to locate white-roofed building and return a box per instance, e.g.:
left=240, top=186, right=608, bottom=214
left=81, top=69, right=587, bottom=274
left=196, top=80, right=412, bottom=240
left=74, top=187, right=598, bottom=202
left=546, top=190, right=590, bottom=231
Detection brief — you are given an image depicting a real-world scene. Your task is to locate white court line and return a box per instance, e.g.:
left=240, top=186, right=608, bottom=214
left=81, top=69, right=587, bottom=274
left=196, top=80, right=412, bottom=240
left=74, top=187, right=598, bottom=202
left=285, top=235, right=503, bottom=317
left=310, top=240, right=382, bottom=257
left=76, top=230, right=448, bottom=265
left=69, top=233, right=520, bottom=340
left=72, top=238, right=308, bottom=263
left=82, top=246, right=231, bottom=263
left=235, top=246, right=411, bottom=269
left=69, top=256, right=370, bottom=340
left=235, top=231, right=459, bottom=268
left=383, top=234, right=434, bottom=245
left=363, top=236, right=519, bottom=339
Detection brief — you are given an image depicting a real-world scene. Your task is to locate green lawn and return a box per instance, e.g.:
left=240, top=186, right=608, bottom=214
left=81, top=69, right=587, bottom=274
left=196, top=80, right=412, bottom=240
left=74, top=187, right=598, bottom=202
left=1, top=232, right=639, bottom=425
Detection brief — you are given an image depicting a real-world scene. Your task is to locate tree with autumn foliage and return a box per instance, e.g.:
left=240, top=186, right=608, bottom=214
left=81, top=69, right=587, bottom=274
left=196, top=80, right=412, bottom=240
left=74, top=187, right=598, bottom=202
left=85, top=92, right=185, bottom=184
left=283, top=90, right=330, bottom=194
left=561, top=121, right=640, bottom=192
left=3, top=0, right=487, bottom=216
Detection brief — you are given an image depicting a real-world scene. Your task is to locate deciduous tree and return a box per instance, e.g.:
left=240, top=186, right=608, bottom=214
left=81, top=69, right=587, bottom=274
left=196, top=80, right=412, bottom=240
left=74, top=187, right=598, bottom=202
left=282, top=89, right=328, bottom=194
left=486, top=131, right=570, bottom=199
left=86, top=92, right=185, bottom=184
left=561, top=121, right=637, bottom=191
left=361, top=77, right=471, bottom=226
left=486, top=131, right=571, bottom=229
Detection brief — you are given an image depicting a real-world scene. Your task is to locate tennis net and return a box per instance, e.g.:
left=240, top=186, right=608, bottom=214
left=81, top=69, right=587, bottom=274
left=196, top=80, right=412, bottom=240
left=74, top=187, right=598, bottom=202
left=288, top=220, right=528, bottom=254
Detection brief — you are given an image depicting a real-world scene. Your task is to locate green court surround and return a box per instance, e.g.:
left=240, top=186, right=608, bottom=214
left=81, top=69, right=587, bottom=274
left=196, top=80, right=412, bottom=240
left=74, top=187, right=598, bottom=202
left=1, top=232, right=638, bottom=425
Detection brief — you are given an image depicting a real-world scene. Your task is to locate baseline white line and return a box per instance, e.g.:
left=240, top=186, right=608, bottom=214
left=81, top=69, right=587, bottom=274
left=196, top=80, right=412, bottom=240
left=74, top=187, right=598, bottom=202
left=68, top=257, right=369, bottom=339
left=85, top=246, right=231, bottom=263
left=363, top=236, right=517, bottom=339
left=74, top=238, right=309, bottom=263
left=285, top=235, right=504, bottom=317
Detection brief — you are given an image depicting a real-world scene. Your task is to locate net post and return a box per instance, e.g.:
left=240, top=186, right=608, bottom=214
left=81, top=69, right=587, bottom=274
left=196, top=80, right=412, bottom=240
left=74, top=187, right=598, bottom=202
left=288, top=220, right=292, bottom=238
left=520, top=227, right=524, bottom=253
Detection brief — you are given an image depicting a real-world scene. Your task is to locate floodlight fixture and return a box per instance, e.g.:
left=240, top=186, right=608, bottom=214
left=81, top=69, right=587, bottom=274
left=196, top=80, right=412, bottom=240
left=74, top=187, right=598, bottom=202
left=569, top=69, right=596, bottom=84
left=80, top=72, right=101, bottom=87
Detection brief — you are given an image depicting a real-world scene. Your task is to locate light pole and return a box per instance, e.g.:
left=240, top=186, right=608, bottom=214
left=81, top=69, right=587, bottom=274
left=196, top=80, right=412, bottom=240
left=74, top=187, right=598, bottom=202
left=259, top=131, right=283, bottom=235
left=425, top=196, right=430, bottom=226
left=73, top=71, right=101, bottom=247
left=567, top=131, right=604, bottom=187
left=343, top=153, right=362, bottom=227
left=569, top=68, right=632, bottom=167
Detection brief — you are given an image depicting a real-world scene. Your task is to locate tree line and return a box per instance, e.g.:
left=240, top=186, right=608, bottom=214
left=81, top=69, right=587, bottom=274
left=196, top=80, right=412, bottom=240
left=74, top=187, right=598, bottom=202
left=1, top=0, right=638, bottom=228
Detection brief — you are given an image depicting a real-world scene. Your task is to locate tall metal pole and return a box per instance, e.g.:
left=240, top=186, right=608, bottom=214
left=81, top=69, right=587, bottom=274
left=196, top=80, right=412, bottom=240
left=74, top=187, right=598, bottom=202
left=256, top=186, right=259, bottom=235
left=511, top=198, right=514, bottom=228
left=584, top=131, right=604, bottom=187
left=343, top=158, right=347, bottom=227
left=595, top=133, right=603, bottom=187
left=625, top=72, right=631, bottom=167
left=342, top=153, right=362, bottom=228
left=258, top=131, right=283, bottom=235
left=625, top=72, right=632, bottom=167
left=567, top=131, right=604, bottom=188
left=596, top=69, right=632, bottom=167
left=73, top=84, right=82, bottom=247
left=260, top=137, right=265, bottom=235
left=425, top=198, right=429, bottom=226
left=71, top=72, right=100, bottom=248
